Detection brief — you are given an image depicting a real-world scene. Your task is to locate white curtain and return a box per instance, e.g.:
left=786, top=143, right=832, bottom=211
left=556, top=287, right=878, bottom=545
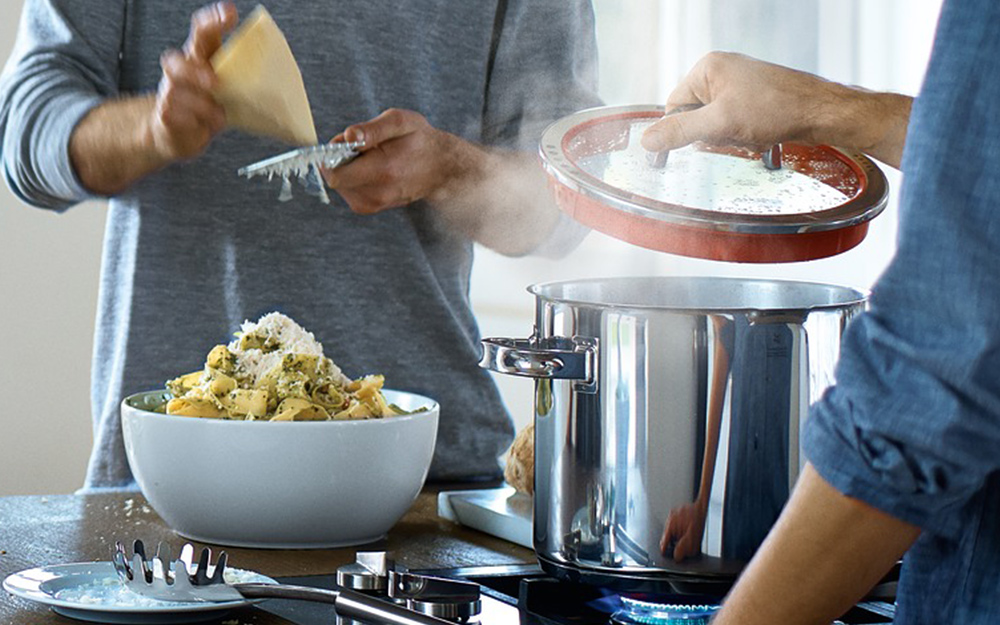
left=596, top=0, right=942, bottom=104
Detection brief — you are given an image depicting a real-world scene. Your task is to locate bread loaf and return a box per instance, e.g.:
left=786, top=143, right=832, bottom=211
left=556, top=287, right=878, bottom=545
left=504, top=422, right=534, bottom=495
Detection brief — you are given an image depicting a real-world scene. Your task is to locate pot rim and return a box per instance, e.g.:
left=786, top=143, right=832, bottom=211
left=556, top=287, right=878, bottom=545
left=527, top=275, right=867, bottom=313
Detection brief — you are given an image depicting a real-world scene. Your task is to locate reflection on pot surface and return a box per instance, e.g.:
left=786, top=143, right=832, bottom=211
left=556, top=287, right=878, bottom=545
left=481, top=277, right=865, bottom=589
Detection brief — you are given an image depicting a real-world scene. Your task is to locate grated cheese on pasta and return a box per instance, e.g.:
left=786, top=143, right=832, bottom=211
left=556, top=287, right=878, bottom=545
left=163, top=312, right=406, bottom=421
left=228, top=312, right=346, bottom=386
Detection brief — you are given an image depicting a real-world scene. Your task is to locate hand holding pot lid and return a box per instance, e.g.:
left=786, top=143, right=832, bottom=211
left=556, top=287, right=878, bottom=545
left=539, top=52, right=915, bottom=263
left=640, top=52, right=909, bottom=169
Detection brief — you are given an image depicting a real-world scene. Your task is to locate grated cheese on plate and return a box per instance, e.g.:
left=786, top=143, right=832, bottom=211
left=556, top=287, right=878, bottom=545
left=54, top=568, right=269, bottom=608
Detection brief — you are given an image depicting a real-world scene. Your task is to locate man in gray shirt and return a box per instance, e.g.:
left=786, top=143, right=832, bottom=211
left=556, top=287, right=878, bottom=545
left=0, top=1, right=600, bottom=490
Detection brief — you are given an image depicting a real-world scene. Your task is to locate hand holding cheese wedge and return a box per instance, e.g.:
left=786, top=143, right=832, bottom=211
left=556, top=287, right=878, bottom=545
left=67, top=2, right=322, bottom=194
left=210, top=4, right=319, bottom=146
left=146, top=2, right=237, bottom=161
left=159, top=2, right=316, bottom=152
left=150, top=2, right=319, bottom=158
left=68, top=1, right=239, bottom=192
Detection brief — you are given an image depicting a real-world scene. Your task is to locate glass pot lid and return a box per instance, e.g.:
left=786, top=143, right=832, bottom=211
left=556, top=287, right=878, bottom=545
left=539, top=105, right=889, bottom=263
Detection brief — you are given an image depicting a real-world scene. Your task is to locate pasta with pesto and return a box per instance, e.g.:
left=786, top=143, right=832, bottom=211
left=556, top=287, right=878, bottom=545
left=164, top=312, right=406, bottom=421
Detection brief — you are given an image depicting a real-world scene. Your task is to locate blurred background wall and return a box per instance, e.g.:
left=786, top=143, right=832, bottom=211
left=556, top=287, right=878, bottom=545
left=0, top=0, right=105, bottom=495
left=0, top=0, right=942, bottom=495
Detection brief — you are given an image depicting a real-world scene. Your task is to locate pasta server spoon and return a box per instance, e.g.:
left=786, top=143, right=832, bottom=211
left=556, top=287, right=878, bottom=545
left=111, top=540, right=454, bottom=625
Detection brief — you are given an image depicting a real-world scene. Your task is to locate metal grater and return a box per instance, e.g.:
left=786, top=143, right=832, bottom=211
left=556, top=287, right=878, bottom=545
left=238, top=140, right=366, bottom=204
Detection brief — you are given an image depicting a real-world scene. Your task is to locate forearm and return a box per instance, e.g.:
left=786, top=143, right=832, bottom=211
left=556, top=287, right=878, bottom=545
left=69, top=94, right=171, bottom=196
left=817, top=86, right=912, bottom=169
left=430, top=141, right=560, bottom=256
left=713, top=464, right=920, bottom=625
left=645, top=53, right=913, bottom=171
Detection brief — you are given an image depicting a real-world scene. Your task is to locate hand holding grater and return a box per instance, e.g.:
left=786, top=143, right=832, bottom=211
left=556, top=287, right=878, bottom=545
left=237, top=140, right=366, bottom=204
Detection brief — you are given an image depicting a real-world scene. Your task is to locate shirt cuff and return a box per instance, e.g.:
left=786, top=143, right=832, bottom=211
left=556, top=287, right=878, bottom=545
left=803, top=396, right=965, bottom=540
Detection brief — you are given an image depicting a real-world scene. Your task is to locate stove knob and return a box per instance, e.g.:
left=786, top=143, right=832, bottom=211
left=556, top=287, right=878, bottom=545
left=406, top=597, right=482, bottom=624
left=389, top=571, right=482, bottom=624
left=337, top=551, right=394, bottom=592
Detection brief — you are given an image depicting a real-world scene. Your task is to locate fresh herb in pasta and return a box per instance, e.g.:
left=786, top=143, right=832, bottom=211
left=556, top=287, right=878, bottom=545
left=165, top=312, right=406, bottom=421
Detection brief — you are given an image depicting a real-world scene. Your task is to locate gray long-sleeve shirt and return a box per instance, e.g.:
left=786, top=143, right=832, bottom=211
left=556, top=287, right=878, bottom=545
left=0, top=0, right=600, bottom=489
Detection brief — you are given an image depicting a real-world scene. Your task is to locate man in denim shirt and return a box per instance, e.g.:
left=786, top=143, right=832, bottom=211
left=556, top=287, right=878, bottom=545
left=643, top=0, right=998, bottom=622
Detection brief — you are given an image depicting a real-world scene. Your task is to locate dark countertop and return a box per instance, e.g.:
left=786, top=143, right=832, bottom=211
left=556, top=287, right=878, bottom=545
left=0, top=487, right=533, bottom=624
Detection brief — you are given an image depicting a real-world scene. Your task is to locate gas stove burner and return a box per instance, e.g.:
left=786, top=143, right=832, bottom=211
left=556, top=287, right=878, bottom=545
left=336, top=552, right=483, bottom=624
left=610, top=596, right=720, bottom=625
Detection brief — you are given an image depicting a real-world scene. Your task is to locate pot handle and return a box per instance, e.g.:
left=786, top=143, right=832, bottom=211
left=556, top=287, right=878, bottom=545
left=479, top=337, right=596, bottom=385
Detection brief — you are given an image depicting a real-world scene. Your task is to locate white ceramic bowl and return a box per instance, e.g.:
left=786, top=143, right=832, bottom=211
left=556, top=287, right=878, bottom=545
left=121, top=389, right=439, bottom=549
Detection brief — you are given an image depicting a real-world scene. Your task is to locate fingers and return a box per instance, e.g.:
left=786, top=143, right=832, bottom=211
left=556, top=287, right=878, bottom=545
left=148, top=2, right=236, bottom=161
left=320, top=167, right=339, bottom=189
left=343, top=108, right=424, bottom=148
left=323, top=113, right=413, bottom=200
left=329, top=147, right=391, bottom=184
left=152, top=50, right=226, bottom=159
left=673, top=532, right=698, bottom=563
left=661, top=521, right=697, bottom=563
left=336, top=188, right=409, bottom=215
left=328, top=164, right=407, bottom=214
left=641, top=56, right=720, bottom=153
left=642, top=66, right=711, bottom=153
left=649, top=51, right=848, bottom=153
left=663, top=79, right=705, bottom=113
left=322, top=110, right=445, bottom=213
left=641, top=105, right=724, bottom=152
left=644, top=51, right=767, bottom=152
left=661, top=514, right=679, bottom=555
left=659, top=531, right=673, bottom=556
left=156, top=81, right=225, bottom=135
left=159, top=51, right=226, bottom=131
left=324, top=155, right=415, bottom=214
left=161, top=49, right=216, bottom=91
left=185, top=1, right=238, bottom=61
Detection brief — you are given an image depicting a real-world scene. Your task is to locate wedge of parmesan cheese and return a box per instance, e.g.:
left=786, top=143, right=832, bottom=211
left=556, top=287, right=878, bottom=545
left=211, top=5, right=318, bottom=146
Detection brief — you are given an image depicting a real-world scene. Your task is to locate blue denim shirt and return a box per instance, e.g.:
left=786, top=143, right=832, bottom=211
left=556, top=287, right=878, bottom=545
left=803, top=0, right=1000, bottom=621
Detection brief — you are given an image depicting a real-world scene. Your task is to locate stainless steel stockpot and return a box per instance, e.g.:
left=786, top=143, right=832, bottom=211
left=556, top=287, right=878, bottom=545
left=480, top=276, right=865, bottom=591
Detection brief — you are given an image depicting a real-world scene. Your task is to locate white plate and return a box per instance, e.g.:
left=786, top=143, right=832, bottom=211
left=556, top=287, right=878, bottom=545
left=3, top=561, right=275, bottom=624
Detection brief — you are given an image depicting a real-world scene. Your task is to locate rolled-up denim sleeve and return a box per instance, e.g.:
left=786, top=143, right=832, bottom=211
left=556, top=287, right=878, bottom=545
left=803, top=0, right=1000, bottom=541
left=0, top=0, right=125, bottom=210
